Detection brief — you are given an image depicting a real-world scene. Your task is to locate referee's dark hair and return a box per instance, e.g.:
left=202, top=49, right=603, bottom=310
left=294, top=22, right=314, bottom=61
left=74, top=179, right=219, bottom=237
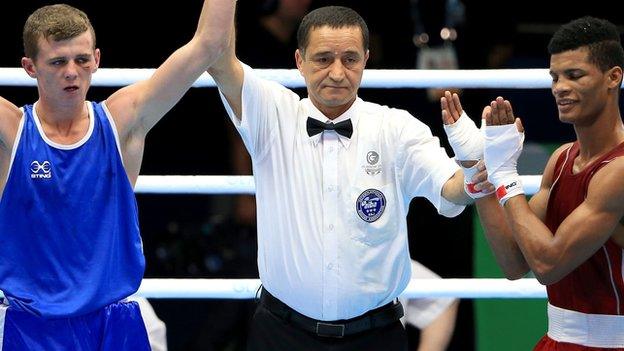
left=297, top=6, right=369, bottom=56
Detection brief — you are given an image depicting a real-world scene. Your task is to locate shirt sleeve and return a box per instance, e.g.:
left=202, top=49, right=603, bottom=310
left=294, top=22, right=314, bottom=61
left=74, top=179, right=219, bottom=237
left=402, top=261, right=457, bottom=329
left=218, top=64, right=292, bottom=160
left=396, top=111, right=465, bottom=217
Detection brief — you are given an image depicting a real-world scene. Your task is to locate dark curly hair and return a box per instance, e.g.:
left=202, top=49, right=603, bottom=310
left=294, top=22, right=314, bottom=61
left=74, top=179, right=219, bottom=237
left=548, top=16, right=623, bottom=72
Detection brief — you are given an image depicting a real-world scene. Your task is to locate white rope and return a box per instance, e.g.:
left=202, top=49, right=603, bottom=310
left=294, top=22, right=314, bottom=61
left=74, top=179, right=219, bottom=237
left=0, top=67, right=555, bottom=88
left=135, top=175, right=541, bottom=195
left=0, top=278, right=547, bottom=300
left=134, top=278, right=545, bottom=299
left=135, top=175, right=256, bottom=194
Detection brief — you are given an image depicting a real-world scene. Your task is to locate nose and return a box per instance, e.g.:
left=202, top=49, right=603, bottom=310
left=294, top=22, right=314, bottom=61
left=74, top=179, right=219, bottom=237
left=64, top=61, right=79, bottom=81
left=328, top=59, right=345, bottom=81
left=552, top=79, right=570, bottom=98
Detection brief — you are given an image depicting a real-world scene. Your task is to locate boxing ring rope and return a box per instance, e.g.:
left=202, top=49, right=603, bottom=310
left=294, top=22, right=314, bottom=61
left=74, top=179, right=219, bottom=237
left=137, top=278, right=546, bottom=299
left=0, top=67, right=555, bottom=88
left=134, top=175, right=542, bottom=195
left=1, top=67, right=552, bottom=300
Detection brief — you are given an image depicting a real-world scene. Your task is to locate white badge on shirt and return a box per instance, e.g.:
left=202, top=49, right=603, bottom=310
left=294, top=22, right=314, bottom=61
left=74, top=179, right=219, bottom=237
left=363, top=150, right=382, bottom=175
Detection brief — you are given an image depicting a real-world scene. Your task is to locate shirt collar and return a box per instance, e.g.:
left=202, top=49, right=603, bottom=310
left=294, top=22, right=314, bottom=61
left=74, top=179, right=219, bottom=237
left=304, top=98, right=361, bottom=148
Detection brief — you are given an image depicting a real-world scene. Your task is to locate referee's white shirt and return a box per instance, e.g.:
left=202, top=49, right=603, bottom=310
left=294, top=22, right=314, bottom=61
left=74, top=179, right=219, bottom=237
left=400, top=260, right=457, bottom=329
left=220, top=64, right=464, bottom=321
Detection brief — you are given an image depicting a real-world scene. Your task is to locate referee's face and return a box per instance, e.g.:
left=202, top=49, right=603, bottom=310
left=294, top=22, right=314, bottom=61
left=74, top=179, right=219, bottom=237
left=296, top=25, right=369, bottom=119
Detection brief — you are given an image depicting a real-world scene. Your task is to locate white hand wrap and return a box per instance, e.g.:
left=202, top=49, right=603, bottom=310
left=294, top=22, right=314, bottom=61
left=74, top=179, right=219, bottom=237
left=460, top=161, right=492, bottom=199
left=443, top=111, right=484, bottom=161
left=484, top=124, right=525, bottom=205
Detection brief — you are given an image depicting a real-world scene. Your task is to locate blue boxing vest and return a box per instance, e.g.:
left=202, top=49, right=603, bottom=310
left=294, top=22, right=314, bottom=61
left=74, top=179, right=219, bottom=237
left=0, top=101, right=145, bottom=318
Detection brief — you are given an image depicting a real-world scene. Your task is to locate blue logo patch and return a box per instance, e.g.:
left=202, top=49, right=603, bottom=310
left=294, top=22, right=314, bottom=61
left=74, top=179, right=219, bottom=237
left=356, top=189, right=386, bottom=222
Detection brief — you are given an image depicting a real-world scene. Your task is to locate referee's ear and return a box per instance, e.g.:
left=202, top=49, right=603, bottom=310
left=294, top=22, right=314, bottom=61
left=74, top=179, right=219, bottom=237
left=295, top=49, right=305, bottom=74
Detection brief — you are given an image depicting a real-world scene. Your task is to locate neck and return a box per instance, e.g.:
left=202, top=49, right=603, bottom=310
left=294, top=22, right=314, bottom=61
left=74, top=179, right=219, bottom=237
left=35, top=99, right=88, bottom=136
left=314, top=99, right=356, bottom=120
left=575, top=110, right=624, bottom=160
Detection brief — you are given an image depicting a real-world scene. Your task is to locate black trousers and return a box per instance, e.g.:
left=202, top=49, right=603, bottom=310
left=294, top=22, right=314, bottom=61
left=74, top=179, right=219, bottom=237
left=247, top=301, right=408, bottom=351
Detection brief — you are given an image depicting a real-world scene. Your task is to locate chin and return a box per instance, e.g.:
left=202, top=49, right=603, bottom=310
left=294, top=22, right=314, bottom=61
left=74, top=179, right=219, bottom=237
left=558, top=114, right=571, bottom=123
left=558, top=113, right=578, bottom=125
left=326, top=95, right=353, bottom=105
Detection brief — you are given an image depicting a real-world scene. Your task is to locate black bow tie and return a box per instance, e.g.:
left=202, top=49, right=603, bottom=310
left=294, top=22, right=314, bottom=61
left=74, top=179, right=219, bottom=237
left=306, top=117, right=353, bottom=139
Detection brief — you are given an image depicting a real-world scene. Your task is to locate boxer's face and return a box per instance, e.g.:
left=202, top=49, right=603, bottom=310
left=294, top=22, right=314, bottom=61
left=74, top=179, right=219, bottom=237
left=22, top=31, right=100, bottom=106
left=550, top=47, right=618, bottom=126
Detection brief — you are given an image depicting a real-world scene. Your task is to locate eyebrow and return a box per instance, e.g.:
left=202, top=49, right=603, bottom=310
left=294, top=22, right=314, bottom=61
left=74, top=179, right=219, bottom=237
left=311, top=51, right=333, bottom=57
left=46, top=53, right=92, bottom=62
left=549, top=68, right=584, bottom=75
left=563, top=68, right=585, bottom=75
left=342, top=50, right=361, bottom=56
left=311, top=50, right=361, bottom=57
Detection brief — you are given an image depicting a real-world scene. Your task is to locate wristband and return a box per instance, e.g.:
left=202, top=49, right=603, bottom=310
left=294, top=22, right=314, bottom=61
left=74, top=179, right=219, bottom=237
left=494, top=176, right=524, bottom=205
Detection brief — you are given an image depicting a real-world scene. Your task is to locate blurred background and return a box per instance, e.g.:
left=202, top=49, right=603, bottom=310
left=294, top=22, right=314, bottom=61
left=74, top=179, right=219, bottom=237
left=1, top=1, right=621, bottom=350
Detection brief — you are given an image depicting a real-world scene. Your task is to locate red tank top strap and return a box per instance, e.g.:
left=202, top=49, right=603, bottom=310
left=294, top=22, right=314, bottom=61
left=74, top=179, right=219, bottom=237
left=589, top=140, right=624, bottom=176
left=551, top=142, right=578, bottom=187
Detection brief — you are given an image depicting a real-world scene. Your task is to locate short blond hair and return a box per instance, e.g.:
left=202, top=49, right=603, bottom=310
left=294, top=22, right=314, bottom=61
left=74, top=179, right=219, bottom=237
left=23, top=4, right=96, bottom=59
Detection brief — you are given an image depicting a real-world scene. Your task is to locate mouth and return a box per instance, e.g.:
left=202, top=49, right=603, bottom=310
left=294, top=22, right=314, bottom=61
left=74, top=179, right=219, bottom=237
left=556, top=99, right=577, bottom=113
left=64, top=86, right=79, bottom=92
left=323, top=84, right=348, bottom=90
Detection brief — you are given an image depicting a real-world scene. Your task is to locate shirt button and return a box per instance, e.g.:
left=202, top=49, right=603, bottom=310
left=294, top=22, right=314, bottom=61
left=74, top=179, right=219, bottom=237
left=328, top=146, right=335, bottom=153
left=327, top=224, right=334, bottom=231
left=327, top=263, right=334, bottom=270
left=326, top=186, right=334, bottom=192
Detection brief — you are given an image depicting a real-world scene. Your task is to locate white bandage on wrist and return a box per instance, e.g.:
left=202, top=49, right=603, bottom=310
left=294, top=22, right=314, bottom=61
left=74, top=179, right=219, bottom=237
left=484, top=124, right=525, bottom=205
left=460, top=161, right=492, bottom=199
left=494, top=175, right=523, bottom=205
left=443, top=111, right=484, bottom=161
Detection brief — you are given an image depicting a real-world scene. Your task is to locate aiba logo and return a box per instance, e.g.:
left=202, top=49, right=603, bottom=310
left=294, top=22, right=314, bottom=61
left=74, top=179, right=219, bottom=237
left=30, top=160, right=52, bottom=179
left=356, top=188, right=386, bottom=223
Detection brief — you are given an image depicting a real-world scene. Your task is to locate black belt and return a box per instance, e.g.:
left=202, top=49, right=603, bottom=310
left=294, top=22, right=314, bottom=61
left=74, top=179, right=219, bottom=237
left=259, top=290, right=404, bottom=338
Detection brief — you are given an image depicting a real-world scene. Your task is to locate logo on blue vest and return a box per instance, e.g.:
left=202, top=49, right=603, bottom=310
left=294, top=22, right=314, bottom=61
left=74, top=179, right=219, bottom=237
left=356, top=189, right=386, bottom=222
left=30, top=160, right=52, bottom=179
